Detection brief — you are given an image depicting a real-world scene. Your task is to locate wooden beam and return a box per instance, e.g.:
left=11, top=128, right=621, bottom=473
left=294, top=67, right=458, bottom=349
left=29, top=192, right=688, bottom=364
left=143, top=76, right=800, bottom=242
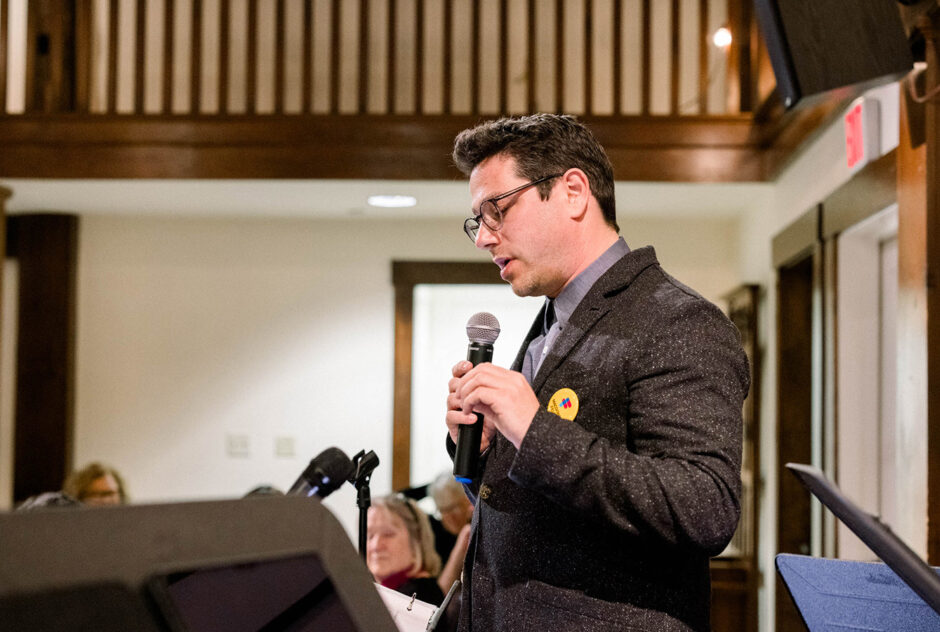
left=0, top=114, right=765, bottom=182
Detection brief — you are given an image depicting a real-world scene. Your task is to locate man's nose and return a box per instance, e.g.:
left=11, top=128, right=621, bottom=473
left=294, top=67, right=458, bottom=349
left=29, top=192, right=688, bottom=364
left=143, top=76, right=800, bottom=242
left=475, top=222, right=497, bottom=249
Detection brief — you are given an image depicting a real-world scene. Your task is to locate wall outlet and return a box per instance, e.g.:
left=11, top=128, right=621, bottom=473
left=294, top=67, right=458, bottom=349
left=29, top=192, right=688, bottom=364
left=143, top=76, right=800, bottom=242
left=226, top=433, right=251, bottom=458
left=275, top=436, right=295, bottom=458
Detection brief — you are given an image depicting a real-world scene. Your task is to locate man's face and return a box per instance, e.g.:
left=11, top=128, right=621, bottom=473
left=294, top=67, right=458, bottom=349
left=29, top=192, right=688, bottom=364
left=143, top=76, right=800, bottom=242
left=469, top=155, right=567, bottom=298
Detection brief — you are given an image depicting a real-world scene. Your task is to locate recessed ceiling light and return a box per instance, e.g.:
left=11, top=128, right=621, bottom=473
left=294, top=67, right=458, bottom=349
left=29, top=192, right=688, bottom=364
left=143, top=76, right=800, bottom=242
left=367, top=195, right=417, bottom=208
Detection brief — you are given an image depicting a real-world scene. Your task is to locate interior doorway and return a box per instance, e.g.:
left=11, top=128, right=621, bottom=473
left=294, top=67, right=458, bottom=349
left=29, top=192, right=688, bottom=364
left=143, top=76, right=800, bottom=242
left=409, top=283, right=542, bottom=487
left=834, top=205, right=902, bottom=560
left=775, top=254, right=815, bottom=631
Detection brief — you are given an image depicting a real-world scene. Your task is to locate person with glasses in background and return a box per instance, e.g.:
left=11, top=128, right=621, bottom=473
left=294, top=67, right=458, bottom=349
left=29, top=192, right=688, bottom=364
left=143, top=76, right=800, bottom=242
left=366, top=494, right=445, bottom=607
left=444, top=114, right=749, bottom=631
left=62, top=462, right=127, bottom=506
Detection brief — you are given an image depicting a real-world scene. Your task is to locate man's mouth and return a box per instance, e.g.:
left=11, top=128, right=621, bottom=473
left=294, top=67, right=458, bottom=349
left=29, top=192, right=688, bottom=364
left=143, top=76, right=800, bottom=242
left=493, top=257, right=513, bottom=279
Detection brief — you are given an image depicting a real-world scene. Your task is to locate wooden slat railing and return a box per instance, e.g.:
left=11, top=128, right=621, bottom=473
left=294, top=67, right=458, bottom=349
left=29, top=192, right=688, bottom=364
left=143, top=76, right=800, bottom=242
left=0, top=0, right=842, bottom=183
left=0, top=0, right=763, bottom=117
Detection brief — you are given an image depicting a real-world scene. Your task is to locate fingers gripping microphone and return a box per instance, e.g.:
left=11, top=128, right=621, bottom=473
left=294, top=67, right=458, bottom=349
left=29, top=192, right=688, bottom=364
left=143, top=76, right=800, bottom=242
left=453, top=312, right=500, bottom=484
left=288, top=447, right=355, bottom=499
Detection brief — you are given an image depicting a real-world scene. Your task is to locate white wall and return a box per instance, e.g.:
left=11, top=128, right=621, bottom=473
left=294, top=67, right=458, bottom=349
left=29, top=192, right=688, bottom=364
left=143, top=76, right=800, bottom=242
left=74, top=216, right=479, bottom=537
left=70, top=212, right=743, bottom=542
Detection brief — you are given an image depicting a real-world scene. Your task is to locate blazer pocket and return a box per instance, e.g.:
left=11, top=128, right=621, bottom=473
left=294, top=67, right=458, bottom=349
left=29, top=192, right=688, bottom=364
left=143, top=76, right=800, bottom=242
left=520, top=580, right=652, bottom=632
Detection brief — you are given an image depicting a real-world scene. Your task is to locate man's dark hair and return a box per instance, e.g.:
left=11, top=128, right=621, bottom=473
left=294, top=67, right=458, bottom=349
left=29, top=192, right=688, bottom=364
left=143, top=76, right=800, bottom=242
left=453, top=114, right=618, bottom=231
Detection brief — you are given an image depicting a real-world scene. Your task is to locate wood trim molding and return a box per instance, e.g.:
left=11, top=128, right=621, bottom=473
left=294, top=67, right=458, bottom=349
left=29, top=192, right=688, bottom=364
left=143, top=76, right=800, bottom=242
left=390, top=261, right=500, bottom=490
left=0, top=114, right=766, bottom=182
left=6, top=214, right=79, bottom=502
left=821, top=150, right=898, bottom=239
left=771, top=204, right=820, bottom=269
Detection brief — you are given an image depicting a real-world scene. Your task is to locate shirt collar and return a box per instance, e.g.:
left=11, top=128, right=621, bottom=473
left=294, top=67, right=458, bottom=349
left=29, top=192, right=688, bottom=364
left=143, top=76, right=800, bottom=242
left=549, top=237, right=630, bottom=328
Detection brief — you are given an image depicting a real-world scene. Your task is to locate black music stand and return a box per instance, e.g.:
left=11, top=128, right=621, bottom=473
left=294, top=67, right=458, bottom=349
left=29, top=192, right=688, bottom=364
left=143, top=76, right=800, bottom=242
left=778, top=463, right=940, bottom=631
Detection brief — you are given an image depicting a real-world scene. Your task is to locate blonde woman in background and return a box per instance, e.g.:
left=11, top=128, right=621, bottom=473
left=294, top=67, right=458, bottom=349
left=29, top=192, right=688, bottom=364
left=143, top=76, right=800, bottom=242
left=366, top=494, right=444, bottom=606
left=63, top=462, right=127, bottom=506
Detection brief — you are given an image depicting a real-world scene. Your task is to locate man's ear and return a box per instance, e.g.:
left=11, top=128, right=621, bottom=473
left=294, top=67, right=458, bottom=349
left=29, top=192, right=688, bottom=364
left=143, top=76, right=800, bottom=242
left=561, top=168, right=591, bottom=219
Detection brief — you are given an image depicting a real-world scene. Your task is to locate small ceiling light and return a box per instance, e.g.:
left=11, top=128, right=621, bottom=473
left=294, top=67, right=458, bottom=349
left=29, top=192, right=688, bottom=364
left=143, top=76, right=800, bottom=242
left=367, top=195, right=417, bottom=208
left=712, top=26, right=732, bottom=48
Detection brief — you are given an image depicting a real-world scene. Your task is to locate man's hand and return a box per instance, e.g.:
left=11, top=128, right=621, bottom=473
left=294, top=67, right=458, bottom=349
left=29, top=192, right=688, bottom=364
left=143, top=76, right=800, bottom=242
left=446, top=361, right=498, bottom=452
left=447, top=361, right=540, bottom=450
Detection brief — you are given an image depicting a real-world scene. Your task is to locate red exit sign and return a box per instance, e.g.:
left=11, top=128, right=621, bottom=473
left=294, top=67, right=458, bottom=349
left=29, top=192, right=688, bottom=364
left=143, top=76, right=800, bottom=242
left=844, top=97, right=881, bottom=172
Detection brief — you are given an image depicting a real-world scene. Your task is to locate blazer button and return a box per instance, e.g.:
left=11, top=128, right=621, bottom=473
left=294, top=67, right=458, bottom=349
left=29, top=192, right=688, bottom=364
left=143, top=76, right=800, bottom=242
left=479, top=484, right=492, bottom=500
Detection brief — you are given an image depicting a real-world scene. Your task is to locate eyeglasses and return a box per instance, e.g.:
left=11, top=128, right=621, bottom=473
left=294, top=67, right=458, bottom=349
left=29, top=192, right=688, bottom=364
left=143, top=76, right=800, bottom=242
left=463, top=173, right=564, bottom=242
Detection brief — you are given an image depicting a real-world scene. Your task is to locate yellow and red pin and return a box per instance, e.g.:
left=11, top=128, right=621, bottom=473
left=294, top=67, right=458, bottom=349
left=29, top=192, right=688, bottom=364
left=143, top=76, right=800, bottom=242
left=547, top=388, right=579, bottom=421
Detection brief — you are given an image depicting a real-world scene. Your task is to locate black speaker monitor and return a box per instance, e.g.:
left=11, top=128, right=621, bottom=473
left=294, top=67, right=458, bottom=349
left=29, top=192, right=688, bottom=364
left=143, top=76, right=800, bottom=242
left=754, top=0, right=914, bottom=109
left=0, top=497, right=398, bottom=631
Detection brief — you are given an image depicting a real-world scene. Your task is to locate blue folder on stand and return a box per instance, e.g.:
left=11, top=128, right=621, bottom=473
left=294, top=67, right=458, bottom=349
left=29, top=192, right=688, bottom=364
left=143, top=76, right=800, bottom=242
left=777, top=463, right=940, bottom=631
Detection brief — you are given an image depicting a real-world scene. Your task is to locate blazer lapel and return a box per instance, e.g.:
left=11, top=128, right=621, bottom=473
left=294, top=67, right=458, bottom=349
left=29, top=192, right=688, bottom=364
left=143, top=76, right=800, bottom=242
left=530, top=299, right=608, bottom=393
left=530, top=246, right=660, bottom=393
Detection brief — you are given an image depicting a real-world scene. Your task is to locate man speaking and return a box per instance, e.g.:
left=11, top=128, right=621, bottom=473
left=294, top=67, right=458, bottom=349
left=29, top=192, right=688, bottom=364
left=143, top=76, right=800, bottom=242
left=444, top=114, right=749, bottom=631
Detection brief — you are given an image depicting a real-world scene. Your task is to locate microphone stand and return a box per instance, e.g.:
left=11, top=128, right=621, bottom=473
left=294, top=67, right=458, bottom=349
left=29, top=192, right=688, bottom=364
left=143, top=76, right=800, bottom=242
left=349, top=449, right=380, bottom=561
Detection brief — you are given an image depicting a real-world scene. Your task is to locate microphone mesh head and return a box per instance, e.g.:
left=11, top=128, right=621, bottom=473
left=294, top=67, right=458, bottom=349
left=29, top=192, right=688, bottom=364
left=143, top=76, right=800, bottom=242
left=308, top=447, right=355, bottom=493
left=466, top=312, right=500, bottom=344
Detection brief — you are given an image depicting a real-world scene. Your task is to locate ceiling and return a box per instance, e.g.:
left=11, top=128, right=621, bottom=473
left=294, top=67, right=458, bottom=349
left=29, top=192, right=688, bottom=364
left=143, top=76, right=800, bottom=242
left=0, top=178, right=772, bottom=220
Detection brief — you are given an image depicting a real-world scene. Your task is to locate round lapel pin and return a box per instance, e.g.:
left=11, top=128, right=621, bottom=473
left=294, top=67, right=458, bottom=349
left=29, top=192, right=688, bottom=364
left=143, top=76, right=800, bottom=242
left=547, top=388, right=579, bottom=421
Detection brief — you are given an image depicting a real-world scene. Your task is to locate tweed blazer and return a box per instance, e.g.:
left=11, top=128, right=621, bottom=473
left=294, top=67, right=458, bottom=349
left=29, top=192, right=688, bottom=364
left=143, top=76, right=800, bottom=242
left=452, top=246, right=749, bottom=632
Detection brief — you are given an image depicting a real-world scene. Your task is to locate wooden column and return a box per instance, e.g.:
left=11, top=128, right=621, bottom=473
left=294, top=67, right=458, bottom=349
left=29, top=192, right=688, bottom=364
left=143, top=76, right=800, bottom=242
left=7, top=214, right=78, bottom=502
left=0, top=187, right=8, bottom=371
left=898, top=6, right=940, bottom=564
left=922, top=10, right=940, bottom=565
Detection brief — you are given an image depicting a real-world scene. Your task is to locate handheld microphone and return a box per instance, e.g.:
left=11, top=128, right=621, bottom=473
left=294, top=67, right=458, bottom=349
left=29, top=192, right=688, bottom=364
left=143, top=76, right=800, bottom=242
left=453, top=312, right=500, bottom=484
left=288, top=447, right=355, bottom=499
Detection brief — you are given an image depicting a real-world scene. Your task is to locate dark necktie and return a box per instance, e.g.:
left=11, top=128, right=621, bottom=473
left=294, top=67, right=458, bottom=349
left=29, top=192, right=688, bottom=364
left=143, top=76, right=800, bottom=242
left=523, top=300, right=555, bottom=383
left=543, top=299, right=556, bottom=335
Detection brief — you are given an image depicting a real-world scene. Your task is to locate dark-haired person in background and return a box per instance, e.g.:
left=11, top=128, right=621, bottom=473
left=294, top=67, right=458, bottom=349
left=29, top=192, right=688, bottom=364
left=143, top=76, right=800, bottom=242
left=444, top=114, right=749, bottom=631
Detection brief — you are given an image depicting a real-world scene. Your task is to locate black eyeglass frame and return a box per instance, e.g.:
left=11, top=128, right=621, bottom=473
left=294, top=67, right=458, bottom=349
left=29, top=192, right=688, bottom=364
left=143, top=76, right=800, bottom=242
left=463, top=172, right=565, bottom=241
